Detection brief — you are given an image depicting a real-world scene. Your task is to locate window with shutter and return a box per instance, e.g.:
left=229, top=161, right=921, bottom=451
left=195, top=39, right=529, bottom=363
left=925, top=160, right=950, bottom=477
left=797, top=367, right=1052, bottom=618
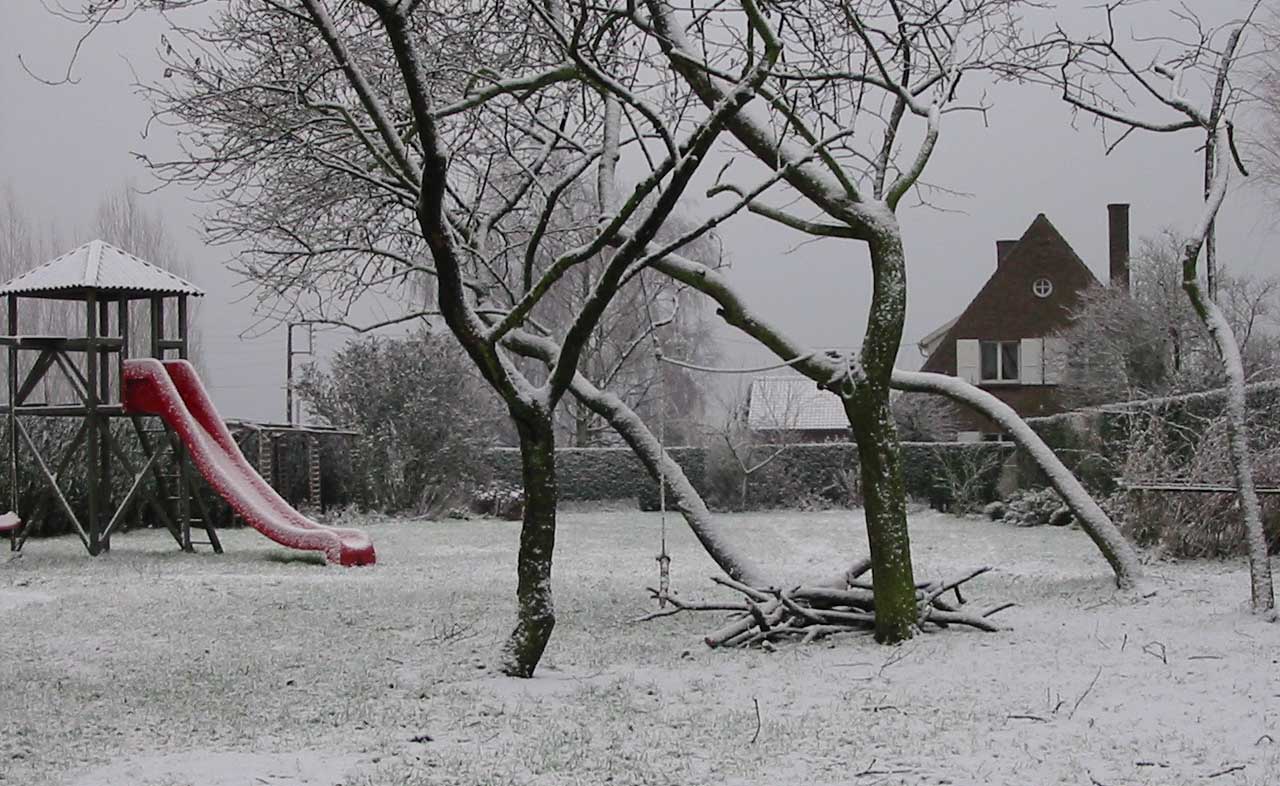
left=1020, top=338, right=1044, bottom=385
left=978, top=340, right=1021, bottom=382
left=956, top=339, right=980, bottom=384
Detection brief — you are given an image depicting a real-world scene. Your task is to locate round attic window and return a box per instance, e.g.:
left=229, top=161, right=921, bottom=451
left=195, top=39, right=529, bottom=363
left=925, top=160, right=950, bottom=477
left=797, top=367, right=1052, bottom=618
left=1032, top=277, right=1053, bottom=298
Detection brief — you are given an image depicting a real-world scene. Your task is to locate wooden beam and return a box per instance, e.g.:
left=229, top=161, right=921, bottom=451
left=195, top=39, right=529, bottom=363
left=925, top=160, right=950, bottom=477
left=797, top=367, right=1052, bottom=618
left=86, top=294, right=101, bottom=554
left=1121, top=481, right=1280, bottom=494
left=0, top=404, right=128, bottom=417
left=177, top=295, right=189, bottom=360
left=150, top=296, right=164, bottom=358
left=50, top=351, right=91, bottom=406
left=117, top=299, right=129, bottom=399
left=129, top=416, right=183, bottom=548
left=15, top=417, right=88, bottom=549
left=100, top=449, right=161, bottom=541
left=7, top=294, right=17, bottom=514
left=0, top=336, right=124, bottom=351
left=14, top=349, right=58, bottom=406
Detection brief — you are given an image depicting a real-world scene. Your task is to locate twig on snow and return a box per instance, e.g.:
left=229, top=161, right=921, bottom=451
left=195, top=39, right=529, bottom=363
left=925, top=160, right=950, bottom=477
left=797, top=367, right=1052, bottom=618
left=1069, top=667, right=1103, bottom=719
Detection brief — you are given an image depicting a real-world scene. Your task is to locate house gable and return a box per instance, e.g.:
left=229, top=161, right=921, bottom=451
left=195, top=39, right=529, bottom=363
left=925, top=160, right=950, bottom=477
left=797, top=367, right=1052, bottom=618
left=920, top=213, right=1101, bottom=377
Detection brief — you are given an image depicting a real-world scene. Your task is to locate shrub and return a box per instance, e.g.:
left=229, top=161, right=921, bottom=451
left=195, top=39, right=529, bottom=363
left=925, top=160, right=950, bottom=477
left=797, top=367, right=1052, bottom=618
left=1001, top=488, right=1071, bottom=528
left=1109, top=403, right=1280, bottom=558
left=471, top=482, right=524, bottom=520
left=296, top=330, right=506, bottom=514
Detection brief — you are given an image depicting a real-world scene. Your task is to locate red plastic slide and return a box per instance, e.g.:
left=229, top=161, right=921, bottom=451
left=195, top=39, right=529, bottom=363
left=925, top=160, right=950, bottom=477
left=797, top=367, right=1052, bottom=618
left=121, top=358, right=375, bottom=566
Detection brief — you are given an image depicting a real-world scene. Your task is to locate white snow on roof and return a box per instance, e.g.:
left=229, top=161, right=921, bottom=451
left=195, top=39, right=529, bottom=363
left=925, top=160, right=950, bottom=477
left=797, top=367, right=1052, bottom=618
left=747, top=376, right=848, bottom=431
left=917, top=314, right=959, bottom=358
left=0, top=239, right=203, bottom=297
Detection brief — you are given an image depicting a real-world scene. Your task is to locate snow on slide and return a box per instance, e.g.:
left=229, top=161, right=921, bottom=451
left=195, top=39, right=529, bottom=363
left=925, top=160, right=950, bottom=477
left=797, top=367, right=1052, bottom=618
left=121, top=358, right=375, bottom=566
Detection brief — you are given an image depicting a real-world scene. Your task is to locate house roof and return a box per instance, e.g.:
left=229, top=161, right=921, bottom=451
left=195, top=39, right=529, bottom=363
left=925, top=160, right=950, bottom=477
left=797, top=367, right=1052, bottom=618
left=917, top=314, right=959, bottom=357
left=747, top=375, right=848, bottom=431
left=0, top=239, right=203, bottom=299
left=918, top=213, right=1101, bottom=373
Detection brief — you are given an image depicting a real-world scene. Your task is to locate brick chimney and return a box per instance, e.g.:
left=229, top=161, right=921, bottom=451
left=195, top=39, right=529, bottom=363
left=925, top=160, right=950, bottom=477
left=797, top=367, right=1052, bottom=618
left=1107, top=203, right=1130, bottom=291
left=996, top=239, right=1018, bottom=268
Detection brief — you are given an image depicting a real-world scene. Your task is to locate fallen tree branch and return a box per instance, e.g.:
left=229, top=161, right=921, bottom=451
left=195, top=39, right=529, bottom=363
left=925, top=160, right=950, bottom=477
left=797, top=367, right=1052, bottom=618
left=646, top=566, right=1008, bottom=647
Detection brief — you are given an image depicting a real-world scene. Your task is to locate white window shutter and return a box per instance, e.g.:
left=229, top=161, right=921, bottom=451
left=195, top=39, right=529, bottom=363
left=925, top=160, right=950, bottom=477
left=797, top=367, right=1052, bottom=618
left=956, top=339, right=980, bottom=384
left=1020, top=338, right=1044, bottom=385
left=1043, top=337, right=1069, bottom=385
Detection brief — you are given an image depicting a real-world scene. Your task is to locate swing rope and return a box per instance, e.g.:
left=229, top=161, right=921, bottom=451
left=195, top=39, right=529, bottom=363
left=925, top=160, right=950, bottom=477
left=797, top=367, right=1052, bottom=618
left=639, top=271, right=671, bottom=608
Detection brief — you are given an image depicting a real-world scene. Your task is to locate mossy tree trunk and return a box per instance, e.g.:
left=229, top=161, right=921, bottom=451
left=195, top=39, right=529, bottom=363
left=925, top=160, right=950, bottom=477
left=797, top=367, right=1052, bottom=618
left=501, top=410, right=559, bottom=677
left=846, top=228, right=917, bottom=643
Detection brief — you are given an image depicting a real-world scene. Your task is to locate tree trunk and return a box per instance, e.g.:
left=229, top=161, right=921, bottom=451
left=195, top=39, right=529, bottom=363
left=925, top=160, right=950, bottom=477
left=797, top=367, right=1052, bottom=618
left=1221, top=359, right=1273, bottom=613
left=500, top=412, right=558, bottom=677
left=844, top=392, right=917, bottom=643
left=1182, top=282, right=1274, bottom=613
left=851, top=226, right=917, bottom=644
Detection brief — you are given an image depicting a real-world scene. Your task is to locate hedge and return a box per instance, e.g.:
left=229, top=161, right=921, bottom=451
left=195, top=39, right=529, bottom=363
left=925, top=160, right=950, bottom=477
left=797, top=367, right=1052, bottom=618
left=741, top=441, right=1013, bottom=510
left=486, top=446, right=706, bottom=510
left=486, top=442, right=1011, bottom=511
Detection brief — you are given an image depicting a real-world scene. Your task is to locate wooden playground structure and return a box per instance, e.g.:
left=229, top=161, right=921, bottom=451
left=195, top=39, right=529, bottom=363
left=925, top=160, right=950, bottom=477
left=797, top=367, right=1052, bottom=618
left=1, top=240, right=362, bottom=558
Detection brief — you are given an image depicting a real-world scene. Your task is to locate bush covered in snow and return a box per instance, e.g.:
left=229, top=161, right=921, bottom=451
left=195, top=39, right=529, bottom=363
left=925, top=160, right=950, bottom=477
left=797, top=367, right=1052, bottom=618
left=998, top=488, right=1073, bottom=528
left=470, top=483, right=524, bottom=520
left=297, top=331, right=506, bottom=515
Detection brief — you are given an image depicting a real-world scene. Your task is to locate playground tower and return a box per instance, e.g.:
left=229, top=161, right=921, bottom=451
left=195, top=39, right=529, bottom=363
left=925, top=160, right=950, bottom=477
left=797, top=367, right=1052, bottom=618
left=0, top=239, right=213, bottom=554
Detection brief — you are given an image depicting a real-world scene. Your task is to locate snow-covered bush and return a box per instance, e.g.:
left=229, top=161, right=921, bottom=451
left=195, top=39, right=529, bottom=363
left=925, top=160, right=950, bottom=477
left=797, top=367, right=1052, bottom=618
left=296, top=331, right=507, bottom=515
left=470, top=483, right=524, bottom=521
left=1001, top=488, right=1072, bottom=528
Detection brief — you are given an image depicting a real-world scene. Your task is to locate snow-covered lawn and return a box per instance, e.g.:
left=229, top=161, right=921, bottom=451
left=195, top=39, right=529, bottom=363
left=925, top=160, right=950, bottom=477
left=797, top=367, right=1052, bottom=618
left=2, top=509, right=1278, bottom=786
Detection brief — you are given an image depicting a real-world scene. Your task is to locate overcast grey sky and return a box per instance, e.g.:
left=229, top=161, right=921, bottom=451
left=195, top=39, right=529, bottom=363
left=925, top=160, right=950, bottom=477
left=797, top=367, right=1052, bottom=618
left=2, top=1, right=1277, bottom=421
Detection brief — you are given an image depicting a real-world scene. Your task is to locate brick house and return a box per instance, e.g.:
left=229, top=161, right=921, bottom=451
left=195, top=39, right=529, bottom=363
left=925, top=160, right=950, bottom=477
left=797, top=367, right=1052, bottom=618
left=917, top=204, right=1131, bottom=440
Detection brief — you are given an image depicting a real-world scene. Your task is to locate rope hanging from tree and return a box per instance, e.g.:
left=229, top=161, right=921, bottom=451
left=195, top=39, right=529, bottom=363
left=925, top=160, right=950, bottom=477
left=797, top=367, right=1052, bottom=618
left=638, top=272, right=671, bottom=608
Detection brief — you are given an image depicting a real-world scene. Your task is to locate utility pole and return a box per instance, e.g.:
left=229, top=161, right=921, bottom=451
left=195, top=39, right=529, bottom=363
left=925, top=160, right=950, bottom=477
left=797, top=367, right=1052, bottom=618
left=285, top=322, right=314, bottom=424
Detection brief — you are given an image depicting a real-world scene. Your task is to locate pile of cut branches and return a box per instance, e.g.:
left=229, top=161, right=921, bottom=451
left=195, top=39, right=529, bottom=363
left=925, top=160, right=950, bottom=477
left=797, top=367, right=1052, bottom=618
left=640, top=562, right=1012, bottom=648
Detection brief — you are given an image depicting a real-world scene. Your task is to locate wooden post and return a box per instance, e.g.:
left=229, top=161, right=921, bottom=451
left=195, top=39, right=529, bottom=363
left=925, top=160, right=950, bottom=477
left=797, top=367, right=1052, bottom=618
left=117, top=299, right=129, bottom=396
left=98, top=299, right=111, bottom=552
left=177, top=295, right=189, bottom=360
left=150, top=296, right=164, bottom=359
left=85, top=293, right=101, bottom=555
left=7, top=295, right=17, bottom=528
left=286, top=326, right=294, bottom=424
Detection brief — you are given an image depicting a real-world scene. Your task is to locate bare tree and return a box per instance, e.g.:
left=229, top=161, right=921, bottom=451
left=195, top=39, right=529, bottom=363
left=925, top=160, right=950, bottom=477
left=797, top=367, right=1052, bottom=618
left=1033, top=1, right=1274, bottom=613
left=1057, top=229, right=1280, bottom=408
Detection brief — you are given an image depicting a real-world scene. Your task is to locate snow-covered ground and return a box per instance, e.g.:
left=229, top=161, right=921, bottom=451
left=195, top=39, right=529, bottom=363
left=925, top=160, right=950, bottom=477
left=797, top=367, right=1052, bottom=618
left=2, top=509, right=1277, bottom=785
